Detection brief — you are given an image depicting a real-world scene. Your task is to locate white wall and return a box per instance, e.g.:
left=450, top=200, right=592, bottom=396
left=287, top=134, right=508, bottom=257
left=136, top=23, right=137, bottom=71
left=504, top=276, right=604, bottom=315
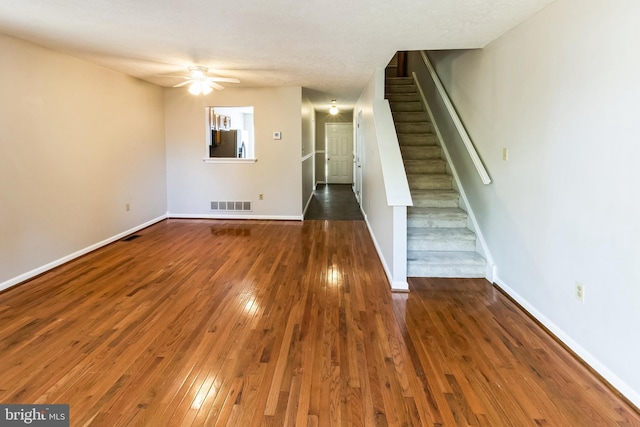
left=0, top=33, right=167, bottom=289
left=428, top=0, right=640, bottom=405
left=165, top=86, right=303, bottom=219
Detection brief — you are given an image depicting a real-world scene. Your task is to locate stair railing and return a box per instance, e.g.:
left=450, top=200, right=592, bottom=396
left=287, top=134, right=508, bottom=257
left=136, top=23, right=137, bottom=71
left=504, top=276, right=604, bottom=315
left=420, top=51, right=491, bottom=185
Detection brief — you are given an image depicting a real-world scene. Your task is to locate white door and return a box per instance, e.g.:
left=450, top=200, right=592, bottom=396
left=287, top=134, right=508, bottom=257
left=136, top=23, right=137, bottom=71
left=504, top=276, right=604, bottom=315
left=355, top=111, right=363, bottom=204
left=326, top=123, right=353, bottom=184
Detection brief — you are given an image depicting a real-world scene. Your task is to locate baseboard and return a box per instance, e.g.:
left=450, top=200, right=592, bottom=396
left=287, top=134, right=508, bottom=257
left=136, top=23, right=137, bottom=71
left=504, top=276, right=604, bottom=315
left=303, top=191, right=314, bottom=218
left=168, top=213, right=304, bottom=221
left=495, top=276, right=640, bottom=409
left=0, top=214, right=168, bottom=293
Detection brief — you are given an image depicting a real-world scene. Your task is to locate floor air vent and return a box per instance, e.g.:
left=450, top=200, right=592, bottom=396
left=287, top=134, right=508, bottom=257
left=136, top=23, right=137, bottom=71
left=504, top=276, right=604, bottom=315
left=210, top=201, right=252, bottom=212
left=121, top=234, right=140, bottom=242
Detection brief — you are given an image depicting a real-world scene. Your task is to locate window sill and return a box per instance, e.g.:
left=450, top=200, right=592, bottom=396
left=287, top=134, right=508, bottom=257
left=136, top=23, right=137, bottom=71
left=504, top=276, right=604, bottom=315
left=203, top=158, right=257, bottom=164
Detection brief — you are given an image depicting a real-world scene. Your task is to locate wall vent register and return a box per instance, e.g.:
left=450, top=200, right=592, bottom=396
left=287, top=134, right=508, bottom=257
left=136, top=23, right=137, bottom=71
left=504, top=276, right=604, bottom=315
left=210, top=201, right=252, bottom=211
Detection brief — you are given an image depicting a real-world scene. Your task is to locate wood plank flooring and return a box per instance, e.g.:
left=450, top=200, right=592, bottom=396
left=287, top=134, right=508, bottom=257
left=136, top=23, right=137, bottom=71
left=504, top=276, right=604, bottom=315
left=0, top=219, right=638, bottom=426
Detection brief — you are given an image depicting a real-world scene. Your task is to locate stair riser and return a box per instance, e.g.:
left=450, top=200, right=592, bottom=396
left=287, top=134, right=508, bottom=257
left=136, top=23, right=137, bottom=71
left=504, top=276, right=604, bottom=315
left=408, top=239, right=476, bottom=252
left=401, top=147, right=441, bottom=160
left=395, top=123, right=433, bottom=133
left=398, top=134, right=438, bottom=146
left=392, top=112, right=430, bottom=122
left=390, top=102, right=424, bottom=112
left=386, top=94, right=421, bottom=102
left=411, top=194, right=459, bottom=208
left=407, top=216, right=467, bottom=228
left=407, top=263, right=486, bottom=278
left=386, top=77, right=414, bottom=84
left=404, top=162, right=446, bottom=174
left=386, top=85, right=417, bottom=94
left=408, top=175, right=452, bottom=190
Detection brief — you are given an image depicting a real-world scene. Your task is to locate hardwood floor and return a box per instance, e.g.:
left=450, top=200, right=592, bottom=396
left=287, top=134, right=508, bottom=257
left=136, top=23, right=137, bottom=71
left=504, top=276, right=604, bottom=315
left=0, top=219, right=638, bottom=426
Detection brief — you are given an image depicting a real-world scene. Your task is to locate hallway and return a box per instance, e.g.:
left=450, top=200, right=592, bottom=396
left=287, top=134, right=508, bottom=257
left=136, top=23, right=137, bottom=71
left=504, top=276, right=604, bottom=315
left=304, top=184, right=363, bottom=220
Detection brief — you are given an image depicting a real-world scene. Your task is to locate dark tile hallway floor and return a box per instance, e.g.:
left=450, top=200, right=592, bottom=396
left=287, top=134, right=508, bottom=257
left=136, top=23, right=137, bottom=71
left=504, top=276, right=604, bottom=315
left=304, top=184, right=364, bottom=220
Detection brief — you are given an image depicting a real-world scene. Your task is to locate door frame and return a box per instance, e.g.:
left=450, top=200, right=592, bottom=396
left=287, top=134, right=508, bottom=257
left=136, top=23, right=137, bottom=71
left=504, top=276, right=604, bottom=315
left=325, top=122, right=354, bottom=184
left=354, top=111, right=364, bottom=205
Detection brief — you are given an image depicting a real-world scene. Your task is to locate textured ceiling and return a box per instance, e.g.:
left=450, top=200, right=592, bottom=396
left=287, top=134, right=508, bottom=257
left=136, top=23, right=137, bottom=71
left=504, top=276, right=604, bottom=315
left=0, top=0, right=555, bottom=110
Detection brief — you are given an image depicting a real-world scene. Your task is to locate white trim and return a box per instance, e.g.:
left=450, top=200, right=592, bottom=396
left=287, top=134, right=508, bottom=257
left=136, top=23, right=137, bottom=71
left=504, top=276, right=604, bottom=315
left=302, top=189, right=314, bottom=218
left=203, top=158, right=257, bottom=164
left=495, top=276, right=640, bottom=409
left=301, top=152, right=313, bottom=162
left=0, top=214, right=168, bottom=293
left=168, top=213, right=303, bottom=221
left=412, top=71, right=495, bottom=282
left=371, top=100, right=413, bottom=207
left=419, top=51, right=491, bottom=185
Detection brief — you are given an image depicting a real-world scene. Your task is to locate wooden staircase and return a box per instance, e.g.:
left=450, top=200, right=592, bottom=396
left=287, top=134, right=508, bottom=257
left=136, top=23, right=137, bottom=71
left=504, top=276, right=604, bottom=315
left=386, top=76, right=486, bottom=277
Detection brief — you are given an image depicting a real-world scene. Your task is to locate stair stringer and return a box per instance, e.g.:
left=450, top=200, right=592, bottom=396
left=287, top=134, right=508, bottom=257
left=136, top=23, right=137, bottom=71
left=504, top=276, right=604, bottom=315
left=411, top=71, right=496, bottom=282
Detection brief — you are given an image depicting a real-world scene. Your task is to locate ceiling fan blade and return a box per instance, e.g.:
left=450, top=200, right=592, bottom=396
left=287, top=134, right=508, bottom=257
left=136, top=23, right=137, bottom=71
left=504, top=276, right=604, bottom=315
left=209, top=77, right=240, bottom=84
left=210, top=82, right=225, bottom=90
left=155, top=75, right=189, bottom=79
left=173, top=80, right=193, bottom=88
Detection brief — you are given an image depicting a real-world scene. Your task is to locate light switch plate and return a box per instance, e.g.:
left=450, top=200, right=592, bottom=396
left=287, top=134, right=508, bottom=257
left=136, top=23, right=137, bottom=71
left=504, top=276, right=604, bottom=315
left=273, top=131, right=281, bottom=140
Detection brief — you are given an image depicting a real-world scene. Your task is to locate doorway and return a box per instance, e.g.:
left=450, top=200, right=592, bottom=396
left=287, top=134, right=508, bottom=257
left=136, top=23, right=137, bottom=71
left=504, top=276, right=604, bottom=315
left=325, top=123, right=354, bottom=184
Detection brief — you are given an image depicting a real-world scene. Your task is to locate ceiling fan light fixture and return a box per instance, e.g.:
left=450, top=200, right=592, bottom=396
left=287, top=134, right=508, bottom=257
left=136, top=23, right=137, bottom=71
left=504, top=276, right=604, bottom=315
left=174, top=65, right=239, bottom=95
left=188, top=81, right=203, bottom=95
left=188, top=79, right=213, bottom=96
left=329, top=100, right=339, bottom=115
left=201, top=83, right=213, bottom=95
left=189, top=65, right=208, bottom=79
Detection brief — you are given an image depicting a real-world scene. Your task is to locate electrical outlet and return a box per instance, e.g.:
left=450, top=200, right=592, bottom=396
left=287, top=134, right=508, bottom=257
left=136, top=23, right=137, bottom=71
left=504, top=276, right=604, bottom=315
left=575, top=282, right=585, bottom=302
left=502, top=148, right=509, bottom=161
left=259, top=194, right=264, bottom=200
left=125, top=203, right=130, bottom=211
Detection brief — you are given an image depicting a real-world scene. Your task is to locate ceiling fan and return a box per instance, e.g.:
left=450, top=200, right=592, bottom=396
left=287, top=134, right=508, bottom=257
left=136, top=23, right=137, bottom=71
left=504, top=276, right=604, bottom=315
left=161, top=66, right=240, bottom=95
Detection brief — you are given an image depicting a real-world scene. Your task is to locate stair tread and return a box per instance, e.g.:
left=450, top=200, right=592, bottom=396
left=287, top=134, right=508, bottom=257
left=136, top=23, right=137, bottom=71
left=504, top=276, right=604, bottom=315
left=411, top=188, right=458, bottom=196
left=407, top=250, right=486, bottom=265
left=404, top=160, right=447, bottom=167
left=407, top=172, right=450, bottom=176
left=410, top=189, right=459, bottom=207
left=407, top=173, right=451, bottom=181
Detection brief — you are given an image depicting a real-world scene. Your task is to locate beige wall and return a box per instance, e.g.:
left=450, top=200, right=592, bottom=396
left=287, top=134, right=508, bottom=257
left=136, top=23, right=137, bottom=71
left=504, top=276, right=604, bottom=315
left=165, top=86, right=303, bottom=219
left=0, top=33, right=167, bottom=287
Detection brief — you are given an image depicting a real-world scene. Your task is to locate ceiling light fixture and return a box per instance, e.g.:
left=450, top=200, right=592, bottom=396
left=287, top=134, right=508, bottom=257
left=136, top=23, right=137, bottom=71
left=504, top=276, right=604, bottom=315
left=187, top=66, right=213, bottom=95
left=329, top=100, right=339, bottom=115
left=188, top=80, right=213, bottom=95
